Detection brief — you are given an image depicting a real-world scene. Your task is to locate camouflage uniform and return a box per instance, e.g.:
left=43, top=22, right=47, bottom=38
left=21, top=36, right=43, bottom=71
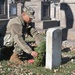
left=3, top=15, right=44, bottom=55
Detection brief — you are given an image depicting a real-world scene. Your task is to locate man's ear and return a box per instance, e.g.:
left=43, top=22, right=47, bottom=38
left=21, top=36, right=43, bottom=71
left=22, top=12, right=26, bottom=16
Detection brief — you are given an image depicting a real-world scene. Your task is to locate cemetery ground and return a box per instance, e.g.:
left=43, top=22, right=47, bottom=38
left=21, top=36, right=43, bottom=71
left=0, top=46, right=75, bottom=74
left=0, top=36, right=75, bottom=75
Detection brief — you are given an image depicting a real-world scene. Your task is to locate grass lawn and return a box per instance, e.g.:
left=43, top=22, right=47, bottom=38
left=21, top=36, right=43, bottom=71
left=0, top=48, right=75, bottom=75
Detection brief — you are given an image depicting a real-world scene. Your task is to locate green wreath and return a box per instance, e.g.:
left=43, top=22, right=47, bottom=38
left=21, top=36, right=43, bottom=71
left=33, top=41, right=46, bottom=67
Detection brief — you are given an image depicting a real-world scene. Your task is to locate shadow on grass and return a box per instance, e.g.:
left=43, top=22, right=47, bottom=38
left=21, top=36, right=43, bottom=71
left=62, top=48, right=71, bottom=52
left=61, top=57, right=71, bottom=64
left=0, top=46, right=14, bottom=61
left=61, top=48, right=71, bottom=64
left=61, top=48, right=75, bottom=65
left=61, top=56, right=75, bottom=65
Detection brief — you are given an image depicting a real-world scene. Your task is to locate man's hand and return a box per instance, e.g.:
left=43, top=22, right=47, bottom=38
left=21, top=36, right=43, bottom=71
left=28, top=59, right=34, bottom=64
left=31, top=51, right=38, bottom=58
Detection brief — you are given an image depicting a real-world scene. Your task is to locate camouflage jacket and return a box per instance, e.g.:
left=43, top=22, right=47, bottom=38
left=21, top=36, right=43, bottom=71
left=5, top=15, right=44, bottom=54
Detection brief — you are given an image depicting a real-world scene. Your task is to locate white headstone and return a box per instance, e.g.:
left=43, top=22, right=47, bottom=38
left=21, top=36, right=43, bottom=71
left=46, top=27, right=62, bottom=69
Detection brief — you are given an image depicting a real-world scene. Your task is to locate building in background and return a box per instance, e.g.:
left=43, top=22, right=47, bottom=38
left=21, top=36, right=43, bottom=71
left=0, top=0, right=24, bottom=19
left=0, top=0, right=7, bottom=19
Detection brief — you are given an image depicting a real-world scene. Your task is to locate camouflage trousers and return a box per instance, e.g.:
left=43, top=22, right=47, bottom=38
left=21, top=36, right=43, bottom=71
left=3, top=33, right=24, bottom=55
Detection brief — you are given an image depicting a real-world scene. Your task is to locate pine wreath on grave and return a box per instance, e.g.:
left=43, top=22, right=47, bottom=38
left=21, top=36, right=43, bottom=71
left=33, top=41, right=46, bottom=67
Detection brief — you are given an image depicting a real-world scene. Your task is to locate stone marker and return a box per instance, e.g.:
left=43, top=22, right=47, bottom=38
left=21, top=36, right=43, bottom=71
left=46, top=27, right=62, bottom=69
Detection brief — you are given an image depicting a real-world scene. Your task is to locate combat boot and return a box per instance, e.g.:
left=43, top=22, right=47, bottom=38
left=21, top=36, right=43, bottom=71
left=10, top=53, right=23, bottom=64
